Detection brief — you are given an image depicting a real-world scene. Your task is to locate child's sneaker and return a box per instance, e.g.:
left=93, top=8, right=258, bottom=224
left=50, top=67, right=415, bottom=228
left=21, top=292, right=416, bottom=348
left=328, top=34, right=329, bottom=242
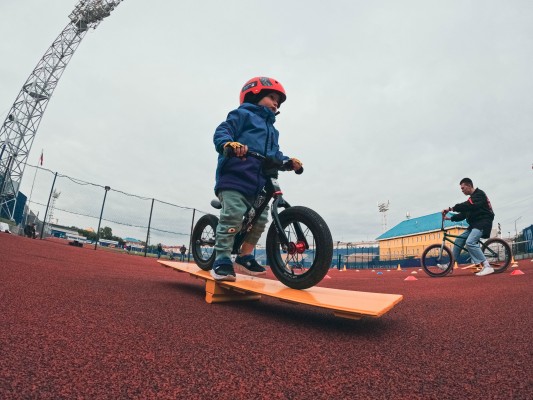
left=210, top=258, right=236, bottom=282
left=235, top=255, right=267, bottom=276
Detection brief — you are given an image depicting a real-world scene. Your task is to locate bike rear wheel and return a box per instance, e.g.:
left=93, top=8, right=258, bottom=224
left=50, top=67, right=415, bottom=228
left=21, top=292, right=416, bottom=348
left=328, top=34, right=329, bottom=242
left=421, top=244, right=453, bottom=277
left=482, top=238, right=512, bottom=273
left=191, top=214, right=218, bottom=271
left=266, top=206, right=333, bottom=289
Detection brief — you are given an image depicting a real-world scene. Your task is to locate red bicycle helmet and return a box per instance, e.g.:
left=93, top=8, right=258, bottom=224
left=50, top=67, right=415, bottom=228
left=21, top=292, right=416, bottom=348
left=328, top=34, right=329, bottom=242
left=239, top=76, right=286, bottom=105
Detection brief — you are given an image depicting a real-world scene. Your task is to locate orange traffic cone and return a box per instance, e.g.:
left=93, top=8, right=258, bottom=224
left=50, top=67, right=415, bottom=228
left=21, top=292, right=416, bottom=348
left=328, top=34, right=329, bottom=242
left=397, top=264, right=402, bottom=271
left=510, top=269, right=524, bottom=276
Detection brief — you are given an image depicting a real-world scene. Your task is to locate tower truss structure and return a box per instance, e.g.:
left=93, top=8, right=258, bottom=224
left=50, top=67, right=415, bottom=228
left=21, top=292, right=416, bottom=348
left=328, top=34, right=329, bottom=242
left=0, top=0, right=123, bottom=221
left=378, top=201, right=390, bottom=233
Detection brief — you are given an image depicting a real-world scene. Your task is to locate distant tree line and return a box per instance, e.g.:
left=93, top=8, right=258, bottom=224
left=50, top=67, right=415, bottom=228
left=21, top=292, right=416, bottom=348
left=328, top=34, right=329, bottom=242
left=74, top=226, right=125, bottom=246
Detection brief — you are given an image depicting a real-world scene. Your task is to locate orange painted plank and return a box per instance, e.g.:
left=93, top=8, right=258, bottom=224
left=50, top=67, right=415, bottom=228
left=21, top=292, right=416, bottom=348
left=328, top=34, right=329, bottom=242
left=159, top=261, right=403, bottom=319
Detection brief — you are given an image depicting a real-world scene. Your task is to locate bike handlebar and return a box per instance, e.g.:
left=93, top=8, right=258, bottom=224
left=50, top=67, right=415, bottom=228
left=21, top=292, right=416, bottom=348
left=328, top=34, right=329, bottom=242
left=225, top=148, right=304, bottom=175
left=441, top=211, right=452, bottom=230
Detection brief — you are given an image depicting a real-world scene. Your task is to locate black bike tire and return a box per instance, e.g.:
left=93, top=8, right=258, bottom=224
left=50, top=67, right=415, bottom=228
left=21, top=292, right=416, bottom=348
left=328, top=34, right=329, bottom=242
left=421, top=244, right=454, bottom=277
left=481, top=238, right=512, bottom=273
left=191, top=214, right=218, bottom=271
left=266, top=206, right=333, bottom=289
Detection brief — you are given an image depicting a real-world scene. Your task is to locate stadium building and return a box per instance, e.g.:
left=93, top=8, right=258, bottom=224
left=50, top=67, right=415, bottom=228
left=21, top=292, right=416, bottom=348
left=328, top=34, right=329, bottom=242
left=376, top=212, right=469, bottom=260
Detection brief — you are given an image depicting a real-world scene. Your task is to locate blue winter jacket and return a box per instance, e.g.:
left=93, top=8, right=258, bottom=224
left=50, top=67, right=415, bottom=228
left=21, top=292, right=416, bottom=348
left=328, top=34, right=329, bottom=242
left=213, top=103, right=289, bottom=197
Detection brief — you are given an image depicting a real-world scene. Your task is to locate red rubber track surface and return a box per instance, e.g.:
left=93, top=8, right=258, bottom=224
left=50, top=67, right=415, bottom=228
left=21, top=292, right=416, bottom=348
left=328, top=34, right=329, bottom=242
left=1, top=234, right=532, bottom=399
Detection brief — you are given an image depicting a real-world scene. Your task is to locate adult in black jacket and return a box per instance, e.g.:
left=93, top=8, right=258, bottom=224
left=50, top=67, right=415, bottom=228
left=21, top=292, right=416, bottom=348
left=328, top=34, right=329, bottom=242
left=442, top=178, right=495, bottom=276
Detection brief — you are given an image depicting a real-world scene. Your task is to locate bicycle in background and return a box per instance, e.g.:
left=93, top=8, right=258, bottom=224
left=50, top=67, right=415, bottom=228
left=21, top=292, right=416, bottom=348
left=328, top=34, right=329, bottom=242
left=421, top=216, right=512, bottom=277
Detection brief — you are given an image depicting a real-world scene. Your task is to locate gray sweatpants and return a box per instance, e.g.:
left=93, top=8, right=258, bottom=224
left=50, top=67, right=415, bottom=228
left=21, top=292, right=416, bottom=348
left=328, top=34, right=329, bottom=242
left=214, top=190, right=269, bottom=260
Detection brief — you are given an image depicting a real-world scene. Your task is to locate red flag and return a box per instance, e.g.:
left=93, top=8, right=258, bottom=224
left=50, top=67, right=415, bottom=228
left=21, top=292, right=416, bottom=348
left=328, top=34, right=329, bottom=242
left=39, top=150, right=43, bottom=166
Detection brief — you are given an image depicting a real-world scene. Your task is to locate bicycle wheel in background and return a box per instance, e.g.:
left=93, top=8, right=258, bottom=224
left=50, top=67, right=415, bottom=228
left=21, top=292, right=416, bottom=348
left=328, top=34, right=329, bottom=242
left=266, top=206, right=333, bottom=289
left=191, top=214, right=218, bottom=271
left=421, top=244, right=454, bottom=277
left=482, top=238, right=512, bottom=273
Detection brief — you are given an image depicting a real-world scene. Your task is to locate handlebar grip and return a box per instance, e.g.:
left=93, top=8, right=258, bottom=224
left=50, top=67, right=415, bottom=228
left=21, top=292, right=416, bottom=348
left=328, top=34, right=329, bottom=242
left=223, top=146, right=234, bottom=158
left=225, top=150, right=303, bottom=175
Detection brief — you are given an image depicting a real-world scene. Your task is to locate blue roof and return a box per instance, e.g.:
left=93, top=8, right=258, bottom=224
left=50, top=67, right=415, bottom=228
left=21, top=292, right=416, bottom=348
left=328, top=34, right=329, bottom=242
left=376, top=212, right=469, bottom=240
left=124, top=237, right=143, bottom=243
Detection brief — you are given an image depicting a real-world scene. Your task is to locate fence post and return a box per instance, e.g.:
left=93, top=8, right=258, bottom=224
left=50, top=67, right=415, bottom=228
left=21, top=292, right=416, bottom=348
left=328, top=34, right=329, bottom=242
left=188, top=208, right=196, bottom=262
left=39, top=171, right=57, bottom=239
left=94, top=186, right=110, bottom=250
left=24, top=164, right=39, bottom=227
left=144, top=198, right=154, bottom=257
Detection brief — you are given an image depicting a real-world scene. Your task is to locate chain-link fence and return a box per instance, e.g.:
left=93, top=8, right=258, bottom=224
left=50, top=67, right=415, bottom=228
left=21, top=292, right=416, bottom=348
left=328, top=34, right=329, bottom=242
left=7, top=164, right=532, bottom=266
left=511, top=241, right=533, bottom=260
left=332, top=240, right=533, bottom=270
left=13, top=164, right=210, bottom=258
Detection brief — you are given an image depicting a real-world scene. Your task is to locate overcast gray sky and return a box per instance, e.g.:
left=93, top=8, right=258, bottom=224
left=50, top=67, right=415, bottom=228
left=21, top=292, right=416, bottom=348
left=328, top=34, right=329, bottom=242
left=1, top=0, right=532, bottom=243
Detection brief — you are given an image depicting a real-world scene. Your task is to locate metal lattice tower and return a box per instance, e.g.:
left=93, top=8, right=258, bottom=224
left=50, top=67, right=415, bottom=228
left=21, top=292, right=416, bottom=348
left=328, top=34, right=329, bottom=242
left=46, top=189, right=61, bottom=227
left=0, top=0, right=123, bottom=221
left=378, top=201, right=390, bottom=232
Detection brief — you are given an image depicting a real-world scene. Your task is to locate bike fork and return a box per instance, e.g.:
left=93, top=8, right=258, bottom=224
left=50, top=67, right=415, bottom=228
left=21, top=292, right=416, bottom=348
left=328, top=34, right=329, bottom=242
left=438, top=242, right=446, bottom=261
left=271, top=197, right=309, bottom=250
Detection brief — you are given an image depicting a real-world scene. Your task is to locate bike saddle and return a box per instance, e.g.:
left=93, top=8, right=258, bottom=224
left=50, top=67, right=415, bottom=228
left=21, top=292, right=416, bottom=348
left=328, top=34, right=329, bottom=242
left=210, top=199, right=222, bottom=209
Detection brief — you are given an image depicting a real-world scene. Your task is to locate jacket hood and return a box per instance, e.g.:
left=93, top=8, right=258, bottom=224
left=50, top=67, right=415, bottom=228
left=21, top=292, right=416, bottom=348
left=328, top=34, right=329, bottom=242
left=239, top=103, right=277, bottom=123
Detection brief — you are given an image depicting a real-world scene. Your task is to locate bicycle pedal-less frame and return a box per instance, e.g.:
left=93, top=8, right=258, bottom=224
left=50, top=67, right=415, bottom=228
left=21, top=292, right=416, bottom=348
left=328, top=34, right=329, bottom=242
left=191, top=151, right=333, bottom=289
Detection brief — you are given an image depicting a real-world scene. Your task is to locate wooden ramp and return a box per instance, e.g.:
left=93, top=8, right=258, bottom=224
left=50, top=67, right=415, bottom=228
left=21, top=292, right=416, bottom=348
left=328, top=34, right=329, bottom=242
left=159, top=261, right=403, bottom=320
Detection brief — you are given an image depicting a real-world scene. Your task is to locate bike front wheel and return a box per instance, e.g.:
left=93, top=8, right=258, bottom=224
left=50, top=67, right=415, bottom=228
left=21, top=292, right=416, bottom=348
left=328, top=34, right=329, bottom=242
left=266, top=206, right=333, bottom=289
left=421, top=244, right=454, bottom=277
left=482, top=238, right=512, bottom=273
left=191, top=214, right=218, bottom=271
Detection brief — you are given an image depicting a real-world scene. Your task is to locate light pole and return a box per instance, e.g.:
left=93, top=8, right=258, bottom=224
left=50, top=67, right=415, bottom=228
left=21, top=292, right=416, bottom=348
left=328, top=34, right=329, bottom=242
left=514, top=216, right=522, bottom=239
left=336, top=241, right=340, bottom=270
left=94, top=185, right=110, bottom=250
left=378, top=201, right=390, bottom=232
left=346, top=242, right=351, bottom=269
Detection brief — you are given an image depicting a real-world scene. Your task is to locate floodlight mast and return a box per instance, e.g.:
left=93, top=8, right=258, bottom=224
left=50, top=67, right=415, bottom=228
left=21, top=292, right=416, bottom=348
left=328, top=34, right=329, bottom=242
left=0, top=0, right=123, bottom=221
left=378, top=201, right=390, bottom=232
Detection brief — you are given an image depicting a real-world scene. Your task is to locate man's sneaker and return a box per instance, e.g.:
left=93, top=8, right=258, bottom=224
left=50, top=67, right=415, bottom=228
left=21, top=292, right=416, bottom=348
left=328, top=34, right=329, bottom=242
left=475, top=264, right=494, bottom=277
left=210, top=258, right=236, bottom=282
left=436, top=263, right=449, bottom=271
left=235, top=255, right=267, bottom=276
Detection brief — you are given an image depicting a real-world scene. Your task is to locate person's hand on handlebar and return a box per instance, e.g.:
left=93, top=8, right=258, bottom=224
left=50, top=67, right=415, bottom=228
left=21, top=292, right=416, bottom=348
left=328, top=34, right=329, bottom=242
left=223, top=142, right=248, bottom=158
left=442, top=207, right=452, bottom=220
left=281, top=157, right=303, bottom=174
left=290, top=157, right=303, bottom=172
